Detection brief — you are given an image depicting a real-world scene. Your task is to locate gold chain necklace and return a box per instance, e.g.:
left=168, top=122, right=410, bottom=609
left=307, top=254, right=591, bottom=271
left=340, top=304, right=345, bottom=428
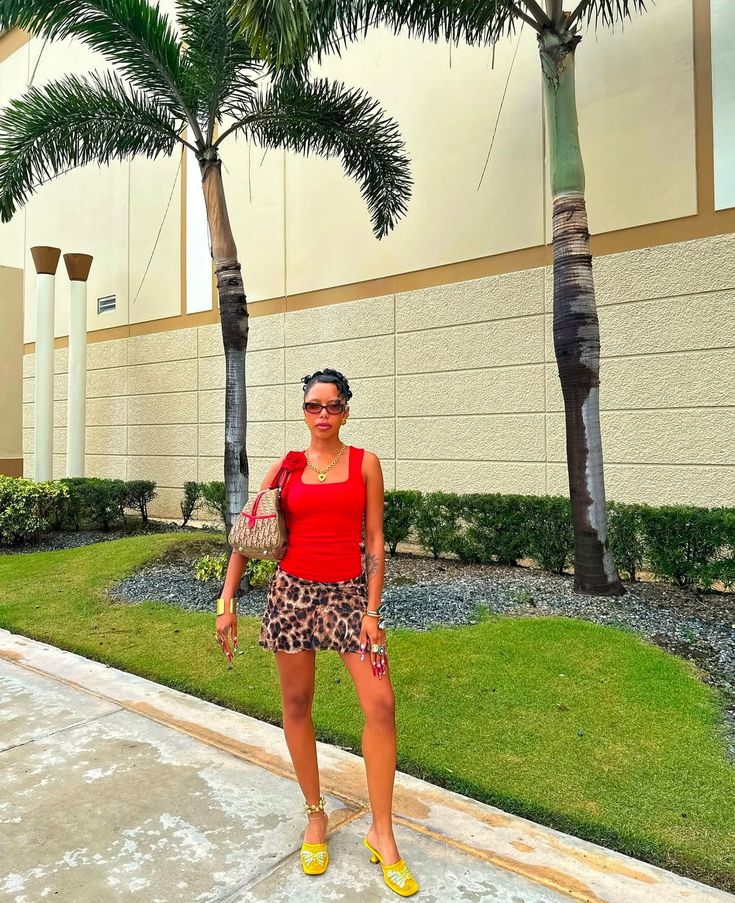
left=305, top=442, right=346, bottom=482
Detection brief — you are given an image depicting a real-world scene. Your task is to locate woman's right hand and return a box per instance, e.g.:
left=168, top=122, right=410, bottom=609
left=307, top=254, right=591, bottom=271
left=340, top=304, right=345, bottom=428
left=216, top=548, right=251, bottom=664
left=216, top=612, right=237, bottom=664
left=215, top=461, right=280, bottom=664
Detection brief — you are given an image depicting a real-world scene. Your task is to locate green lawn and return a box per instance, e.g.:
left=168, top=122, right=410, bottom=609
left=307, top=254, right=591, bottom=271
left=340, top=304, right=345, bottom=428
left=1, top=531, right=734, bottom=891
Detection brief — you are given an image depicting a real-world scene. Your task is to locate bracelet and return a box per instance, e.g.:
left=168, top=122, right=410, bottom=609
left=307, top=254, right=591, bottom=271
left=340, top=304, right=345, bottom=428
left=216, top=597, right=237, bottom=616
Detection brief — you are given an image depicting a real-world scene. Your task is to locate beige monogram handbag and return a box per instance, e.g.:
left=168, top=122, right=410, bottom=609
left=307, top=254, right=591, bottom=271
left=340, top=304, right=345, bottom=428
left=227, top=451, right=304, bottom=559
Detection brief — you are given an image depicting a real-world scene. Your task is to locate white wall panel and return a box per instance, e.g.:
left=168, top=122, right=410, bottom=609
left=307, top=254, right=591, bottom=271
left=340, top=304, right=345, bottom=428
left=712, top=0, right=735, bottom=211
left=185, top=148, right=214, bottom=313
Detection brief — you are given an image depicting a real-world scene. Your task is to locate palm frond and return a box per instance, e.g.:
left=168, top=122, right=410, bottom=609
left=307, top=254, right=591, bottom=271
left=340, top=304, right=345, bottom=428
left=0, top=0, right=194, bottom=126
left=232, top=0, right=317, bottom=72
left=177, top=0, right=260, bottom=136
left=232, top=0, right=653, bottom=70
left=0, top=70, right=181, bottom=222
left=231, top=0, right=518, bottom=71
left=568, top=0, right=648, bottom=29
left=222, top=76, right=411, bottom=238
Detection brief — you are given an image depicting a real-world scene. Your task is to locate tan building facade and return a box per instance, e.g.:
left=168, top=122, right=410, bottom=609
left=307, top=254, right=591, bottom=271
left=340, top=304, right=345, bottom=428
left=1, top=0, right=733, bottom=518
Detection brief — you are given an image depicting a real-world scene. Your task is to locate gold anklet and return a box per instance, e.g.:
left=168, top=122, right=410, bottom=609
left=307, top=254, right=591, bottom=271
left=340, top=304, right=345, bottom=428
left=303, top=795, right=326, bottom=815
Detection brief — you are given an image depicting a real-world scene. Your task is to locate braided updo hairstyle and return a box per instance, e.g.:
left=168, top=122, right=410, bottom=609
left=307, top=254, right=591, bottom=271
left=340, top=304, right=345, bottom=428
left=301, top=368, right=353, bottom=405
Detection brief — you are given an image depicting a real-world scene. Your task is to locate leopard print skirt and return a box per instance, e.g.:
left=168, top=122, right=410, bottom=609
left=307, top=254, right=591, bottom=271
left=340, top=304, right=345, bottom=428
left=258, top=566, right=368, bottom=654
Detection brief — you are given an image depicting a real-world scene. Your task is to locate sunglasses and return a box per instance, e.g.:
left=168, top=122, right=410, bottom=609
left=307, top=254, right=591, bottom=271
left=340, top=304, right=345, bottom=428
left=303, top=401, right=347, bottom=415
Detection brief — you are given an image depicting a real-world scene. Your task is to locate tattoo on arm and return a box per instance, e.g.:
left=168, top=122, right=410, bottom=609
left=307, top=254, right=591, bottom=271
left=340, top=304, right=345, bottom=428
left=365, top=551, right=379, bottom=578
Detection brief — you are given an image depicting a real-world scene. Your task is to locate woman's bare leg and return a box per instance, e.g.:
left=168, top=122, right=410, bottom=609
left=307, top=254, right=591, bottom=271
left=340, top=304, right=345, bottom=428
left=339, top=650, right=401, bottom=864
left=275, top=649, right=328, bottom=843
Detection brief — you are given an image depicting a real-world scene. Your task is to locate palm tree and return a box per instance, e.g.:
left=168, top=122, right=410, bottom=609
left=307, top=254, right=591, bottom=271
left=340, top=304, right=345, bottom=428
left=0, top=0, right=412, bottom=541
left=231, top=0, right=642, bottom=595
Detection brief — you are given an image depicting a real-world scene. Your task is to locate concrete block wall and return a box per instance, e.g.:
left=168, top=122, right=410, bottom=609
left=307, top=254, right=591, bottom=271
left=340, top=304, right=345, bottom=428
left=22, top=232, right=735, bottom=519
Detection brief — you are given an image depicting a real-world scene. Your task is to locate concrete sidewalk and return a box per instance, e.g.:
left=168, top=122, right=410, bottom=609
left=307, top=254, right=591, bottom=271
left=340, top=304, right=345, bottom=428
left=1, top=629, right=732, bottom=903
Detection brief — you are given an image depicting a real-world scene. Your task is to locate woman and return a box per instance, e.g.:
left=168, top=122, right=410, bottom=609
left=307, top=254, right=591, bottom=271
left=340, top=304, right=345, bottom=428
left=215, top=368, right=419, bottom=897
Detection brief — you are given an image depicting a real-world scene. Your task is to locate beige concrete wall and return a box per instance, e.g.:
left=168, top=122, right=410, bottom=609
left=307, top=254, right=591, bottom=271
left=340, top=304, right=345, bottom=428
left=6, top=1, right=732, bottom=513
left=21, top=231, right=735, bottom=516
left=0, top=266, right=23, bottom=464
left=287, top=0, right=696, bottom=294
left=0, top=34, right=29, bottom=273
left=0, top=30, right=183, bottom=341
left=1, top=0, right=697, bottom=341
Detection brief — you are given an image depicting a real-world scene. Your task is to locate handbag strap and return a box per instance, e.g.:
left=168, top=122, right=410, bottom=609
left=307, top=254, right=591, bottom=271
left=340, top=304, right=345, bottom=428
left=269, top=466, right=289, bottom=491
left=268, top=450, right=301, bottom=490
left=242, top=455, right=294, bottom=524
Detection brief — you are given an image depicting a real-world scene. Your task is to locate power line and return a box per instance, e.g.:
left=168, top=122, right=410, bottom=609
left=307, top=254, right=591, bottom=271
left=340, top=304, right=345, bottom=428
left=477, top=22, right=525, bottom=192
left=131, top=149, right=183, bottom=306
left=28, top=35, right=49, bottom=87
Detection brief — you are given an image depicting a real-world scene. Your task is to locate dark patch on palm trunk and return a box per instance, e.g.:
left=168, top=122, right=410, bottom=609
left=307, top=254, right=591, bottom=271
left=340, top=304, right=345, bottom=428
left=217, top=262, right=248, bottom=351
left=552, top=195, right=623, bottom=596
left=216, top=264, right=250, bottom=538
left=200, top=155, right=251, bottom=539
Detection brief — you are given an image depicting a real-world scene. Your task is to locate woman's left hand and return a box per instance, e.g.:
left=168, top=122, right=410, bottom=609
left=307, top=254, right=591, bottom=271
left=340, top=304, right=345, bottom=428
left=359, top=615, right=387, bottom=678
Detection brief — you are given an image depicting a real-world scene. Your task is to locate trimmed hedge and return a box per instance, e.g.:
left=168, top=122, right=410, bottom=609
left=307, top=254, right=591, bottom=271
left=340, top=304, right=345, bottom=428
left=383, top=490, right=422, bottom=556
left=386, top=490, right=734, bottom=592
left=637, top=505, right=735, bottom=590
left=413, top=491, right=461, bottom=559
left=0, top=476, right=155, bottom=542
left=0, top=476, right=238, bottom=542
left=0, top=476, right=68, bottom=545
left=1, top=474, right=733, bottom=592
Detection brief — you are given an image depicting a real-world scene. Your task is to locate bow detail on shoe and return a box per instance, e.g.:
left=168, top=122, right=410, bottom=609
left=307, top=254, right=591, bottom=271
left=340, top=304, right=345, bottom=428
left=301, top=847, right=327, bottom=867
left=385, top=860, right=415, bottom=889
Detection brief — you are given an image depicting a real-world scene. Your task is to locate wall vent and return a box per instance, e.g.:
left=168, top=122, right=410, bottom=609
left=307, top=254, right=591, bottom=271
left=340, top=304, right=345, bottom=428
left=97, top=294, right=116, bottom=314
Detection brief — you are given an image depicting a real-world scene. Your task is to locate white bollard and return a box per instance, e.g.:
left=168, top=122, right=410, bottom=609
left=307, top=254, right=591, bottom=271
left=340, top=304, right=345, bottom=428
left=64, top=254, right=93, bottom=477
left=31, top=246, right=61, bottom=482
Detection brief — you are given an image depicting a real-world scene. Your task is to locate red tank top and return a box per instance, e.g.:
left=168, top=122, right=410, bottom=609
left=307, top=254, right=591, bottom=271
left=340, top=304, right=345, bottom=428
left=278, top=445, right=366, bottom=582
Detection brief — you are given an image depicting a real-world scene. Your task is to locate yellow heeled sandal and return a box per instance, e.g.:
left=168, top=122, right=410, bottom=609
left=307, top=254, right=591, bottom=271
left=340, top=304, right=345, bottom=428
left=363, top=837, right=419, bottom=896
left=301, top=795, right=329, bottom=875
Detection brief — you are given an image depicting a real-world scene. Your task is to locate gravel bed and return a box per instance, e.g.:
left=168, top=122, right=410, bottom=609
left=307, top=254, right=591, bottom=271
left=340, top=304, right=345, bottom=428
left=6, top=527, right=734, bottom=758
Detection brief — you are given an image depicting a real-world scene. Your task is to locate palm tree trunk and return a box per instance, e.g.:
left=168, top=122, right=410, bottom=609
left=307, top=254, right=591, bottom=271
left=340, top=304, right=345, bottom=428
left=539, top=29, right=624, bottom=595
left=199, top=153, right=250, bottom=543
